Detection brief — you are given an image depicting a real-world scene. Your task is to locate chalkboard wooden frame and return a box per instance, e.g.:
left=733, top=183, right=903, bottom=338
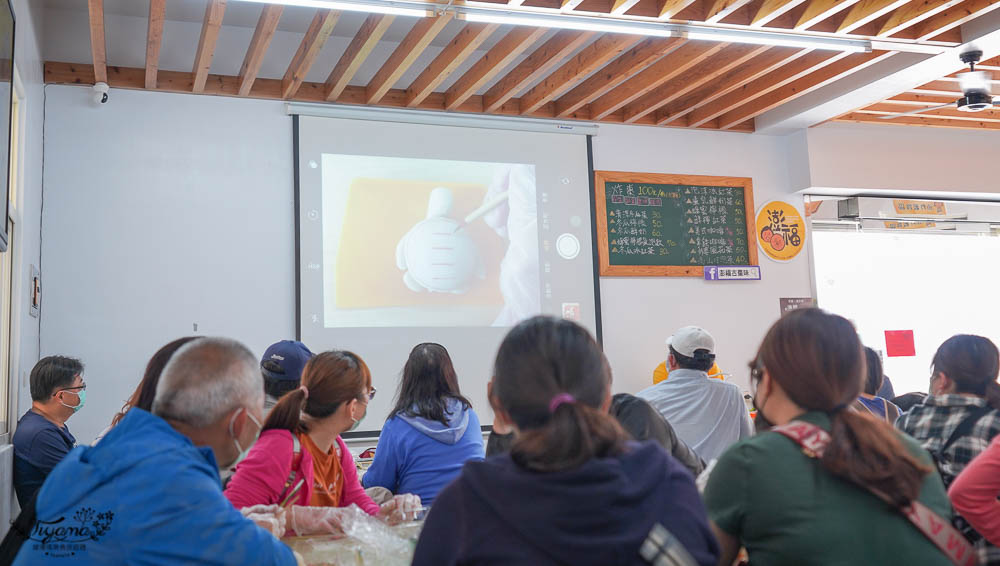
left=593, top=171, right=758, bottom=277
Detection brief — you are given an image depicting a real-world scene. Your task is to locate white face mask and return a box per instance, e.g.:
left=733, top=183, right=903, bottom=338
left=227, top=408, right=262, bottom=469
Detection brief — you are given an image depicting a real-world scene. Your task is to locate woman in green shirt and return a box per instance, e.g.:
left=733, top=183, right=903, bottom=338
left=704, top=309, right=955, bottom=566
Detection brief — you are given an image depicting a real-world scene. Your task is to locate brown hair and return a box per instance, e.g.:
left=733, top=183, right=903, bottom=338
left=390, top=343, right=471, bottom=426
left=492, top=316, right=629, bottom=473
left=110, top=336, right=200, bottom=428
left=755, top=308, right=930, bottom=507
left=932, top=334, right=1000, bottom=410
left=262, top=350, right=372, bottom=434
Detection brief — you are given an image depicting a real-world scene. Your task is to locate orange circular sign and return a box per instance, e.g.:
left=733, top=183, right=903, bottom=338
left=756, top=201, right=805, bottom=262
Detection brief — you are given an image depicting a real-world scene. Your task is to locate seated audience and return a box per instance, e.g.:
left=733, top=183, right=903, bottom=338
left=13, top=338, right=296, bottom=565
left=609, top=393, right=705, bottom=476
left=652, top=335, right=724, bottom=384
left=261, top=340, right=313, bottom=413
left=225, top=350, right=417, bottom=528
left=362, top=343, right=484, bottom=506
left=100, top=336, right=199, bottom=440
left=950, top=434, right=1000, bottom=547
left=12, top=356, right=85, bottom=508
left=637, top=326, right=752, bottom=462
left=705, top=309, right=956, bottom=566
left=852, top=346, right=901, bottom=423
left=412, top=316, right=720, bottom=566
left=878, top=372, right=896, bottom=400
left=892, top=392, right=928, bottom=414
left=898, top=334, right=1000, bottom=564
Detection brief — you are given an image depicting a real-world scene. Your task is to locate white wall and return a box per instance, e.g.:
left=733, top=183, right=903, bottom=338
left=41, top=86, right=294, bottom=444
left=593, top=125, right=811, bottom=395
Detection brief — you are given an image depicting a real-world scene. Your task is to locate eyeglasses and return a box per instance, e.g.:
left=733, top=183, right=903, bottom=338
left=368, top=387, right=376, bottom=401
left=57, top=382, right=87, bottom=393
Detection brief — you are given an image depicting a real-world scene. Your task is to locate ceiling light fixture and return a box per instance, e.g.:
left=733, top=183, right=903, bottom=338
left=234, top=0, right=430, bottom=18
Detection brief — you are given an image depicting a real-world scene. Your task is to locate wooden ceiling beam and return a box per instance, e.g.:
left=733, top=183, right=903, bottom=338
left=612, top=0, right=645, bottom=14
left=837, top=0, right=909, bottom=33
left=519, top=33, right=641, bottom=114
left=238, top=5, right=283, bottom=97
left=445, top=26, right=547, bottom=110
left=705, top=0, right=757, bottom=22
left=659, top=0, right=702, bottom=19
left=718, top=50, right=890, bottom=129
left=794, top=0, right=863, bottom=29
left=838, top=111, right=1000, bottom=130
left=192, top=0, right=227, bottom=93
left=366, top=14, right=453, bottom=105
left=88, top=0, right=107, bottom=84
left=483, top=31, right=596, bottom=113
left=406, top=23, right=501, bottom=107
left=145, top=0, right=166, bottom=89
left=563, top=0, right=587, bottom=11
left=624, top=43, right=768, bottom=123
left=554, top=37, right=683, bottom=117
left=282, top=9, right=340, bottom=99
left=325, top=14, right=394, bottom=101
left=877, top=0, right=964, bottom=37
left=859, top=102, right=1000, bottom=119
left=912, top=0, right=1000, bottom=41
left=589, top=41, right=727, bottom=120
left=687, top=50, right=843, bottom=126
left=751, top=0, right=811, bottom=26
left=657, top=47, right=805, bottom=125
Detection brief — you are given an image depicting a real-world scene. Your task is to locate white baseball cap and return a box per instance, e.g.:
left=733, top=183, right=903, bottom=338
left=667, top=327, right=716, bottom=358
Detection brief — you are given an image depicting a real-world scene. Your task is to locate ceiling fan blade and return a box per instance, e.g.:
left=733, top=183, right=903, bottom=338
left=878, top=103, right=954, bottom=119
left=959, top=70, right=991, bottom=95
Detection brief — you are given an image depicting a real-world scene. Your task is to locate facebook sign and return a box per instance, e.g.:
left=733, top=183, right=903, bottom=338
left=704, top=266, right=762, bottom=281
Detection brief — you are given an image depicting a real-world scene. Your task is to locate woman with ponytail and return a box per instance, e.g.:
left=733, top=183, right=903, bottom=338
left=225, top=350, right=419, bottom=533
left=899, top=334, right=1000, bottom=565
left=412, top=316, right=719, bottom=566
left=705, top=308, right=954, bottom=566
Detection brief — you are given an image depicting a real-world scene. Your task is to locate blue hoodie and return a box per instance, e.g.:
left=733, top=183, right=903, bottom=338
left=13, top=408, right=296, bottom=566
left=412, top=441, right=720, bottom=566
left=362, top=398, right=484, bottom=506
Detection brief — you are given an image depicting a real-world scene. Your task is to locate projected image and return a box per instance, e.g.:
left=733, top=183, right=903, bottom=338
left=321, top=155, right=540, bottom=327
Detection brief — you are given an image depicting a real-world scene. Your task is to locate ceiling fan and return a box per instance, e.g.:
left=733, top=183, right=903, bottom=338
left=880, top=49, right=999, bottom=120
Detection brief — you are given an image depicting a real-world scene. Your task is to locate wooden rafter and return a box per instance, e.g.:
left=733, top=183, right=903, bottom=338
left=238, top=5, right=283, bottom=97
left=88, top=0, right=107, bottom=84
left=858, top=102, right=1000, bottom=120
left=838, top=0, right=910, bottom=33
left=705, top=0, right=757, bottom=23
left=366, top=14, right=453, bottom=105
left=878, top=0, right=964, bottom=37
left=193, top=0, right=227, bottom=93
left=623, top=43, right=769, bottom=123
left=589, top=41, right=728, bottom=121
left=794, top=0, right=863, bottom=29
left=686, top=50, right=844, bottom=127
left=519, top=34, right=641, bottom=114
left=839, top=112, right=1000, bottom=129
left=657, top=47, right=806, bottom=125
left=659, top=0, right=702, bottom=19
left=717, top=50, right=891, bottom=129
left=554, top=37, right=683, bottom=117
left=444, top=26, right=548, bottom=111
left=751, top=0, right=811, bottom=26
left=325, top=14, right=394, bottom=101
left=483, top=31, right=595, bottom=113
left=145, top=0, right=166, bottom=89
left=282, top=9, right=340, bottom=99
left=563, top=0, right=587, bottom=11
left=407, top=23, right=500, bottom=107
left=911, top=0, right=1000, bottom=40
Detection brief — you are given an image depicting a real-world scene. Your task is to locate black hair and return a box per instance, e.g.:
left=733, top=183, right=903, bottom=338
left=30, top=356, right=84, bottom=401
left=863, top=347, right=884, bottom=396
left=609, top=393, right=674, bottom=445
left=486, top=430, right=515, bottom=457
left=669, top=346, right=714, bottom=372
left=390, top=343, right=470, bottom=427
left=932, top=335, right=1000, bottom=410
left=262, top=360, right=303, bottom=399
left=891, top=392, right=928, bottom=413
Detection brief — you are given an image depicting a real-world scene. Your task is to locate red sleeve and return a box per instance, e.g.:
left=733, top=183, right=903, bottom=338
left=336, top=436, right=380, bottom=515
left=225, top=431, right=309, bottom=509
left=949, top=435, right=1000, bottom=546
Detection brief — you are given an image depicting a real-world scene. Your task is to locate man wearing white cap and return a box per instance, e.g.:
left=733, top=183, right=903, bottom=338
left=636, top=327, right=753, bottom=462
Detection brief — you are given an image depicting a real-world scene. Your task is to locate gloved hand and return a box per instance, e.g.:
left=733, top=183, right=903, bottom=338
left=378, top=493, right=422, bottom=525
left=287, top=506, right=348, bottom=536
left=240, top=505, right=286, bottom=538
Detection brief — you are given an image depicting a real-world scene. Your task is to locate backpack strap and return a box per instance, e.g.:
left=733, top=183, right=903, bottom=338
left=277, top=434, right=303, bottom=504
left=773, top=420, right=978, bottom=566
left=935, top=405, right=993, bottom=463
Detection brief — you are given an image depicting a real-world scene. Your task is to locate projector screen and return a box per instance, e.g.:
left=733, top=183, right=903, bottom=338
left=295, top=114, right=599, bottom=436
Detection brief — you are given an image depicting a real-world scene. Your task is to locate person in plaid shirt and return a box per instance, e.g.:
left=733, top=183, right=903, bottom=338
left=898, top=334, right=1000, bottom=566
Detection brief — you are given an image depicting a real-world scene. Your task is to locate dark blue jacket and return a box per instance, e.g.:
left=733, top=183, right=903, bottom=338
left=412, top=441, right=719, bottom=566
left=13, top=408, right=296, bottom=566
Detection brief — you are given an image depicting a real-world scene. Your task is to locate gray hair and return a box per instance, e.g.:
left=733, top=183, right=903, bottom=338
left=152, top=337, right=264, bottom=428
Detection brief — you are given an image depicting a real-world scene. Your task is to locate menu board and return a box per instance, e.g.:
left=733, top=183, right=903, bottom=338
left=594, top=171, right=758, bottom=276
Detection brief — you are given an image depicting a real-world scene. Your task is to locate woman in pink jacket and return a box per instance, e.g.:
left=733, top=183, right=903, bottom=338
left=225, top=350, right=418, bottom=533
left=950, top=434, right=1000, bottom=546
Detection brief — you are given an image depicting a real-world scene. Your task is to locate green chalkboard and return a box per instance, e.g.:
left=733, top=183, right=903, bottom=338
left=594, top=172, right=758, bottom=277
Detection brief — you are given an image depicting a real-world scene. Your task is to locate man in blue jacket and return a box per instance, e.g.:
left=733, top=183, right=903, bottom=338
left=14, top=337, right=298, bottom=566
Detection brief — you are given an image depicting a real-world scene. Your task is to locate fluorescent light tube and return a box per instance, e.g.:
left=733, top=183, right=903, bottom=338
left=463, top=12, right=673, bottom=37
left=233, top=0, right=429, bottom=17
left=682, top=29, right=869, bottom=52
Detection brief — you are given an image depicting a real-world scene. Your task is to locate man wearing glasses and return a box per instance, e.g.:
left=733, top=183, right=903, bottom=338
left=12, top=356, right=86, bottom=507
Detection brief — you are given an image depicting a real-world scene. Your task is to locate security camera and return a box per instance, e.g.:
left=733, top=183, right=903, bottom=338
left=92, top=82, right=109, bottom=104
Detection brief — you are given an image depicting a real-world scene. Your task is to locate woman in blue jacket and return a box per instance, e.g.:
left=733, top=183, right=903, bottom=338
left=362, top=343, right=484, bottom=506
